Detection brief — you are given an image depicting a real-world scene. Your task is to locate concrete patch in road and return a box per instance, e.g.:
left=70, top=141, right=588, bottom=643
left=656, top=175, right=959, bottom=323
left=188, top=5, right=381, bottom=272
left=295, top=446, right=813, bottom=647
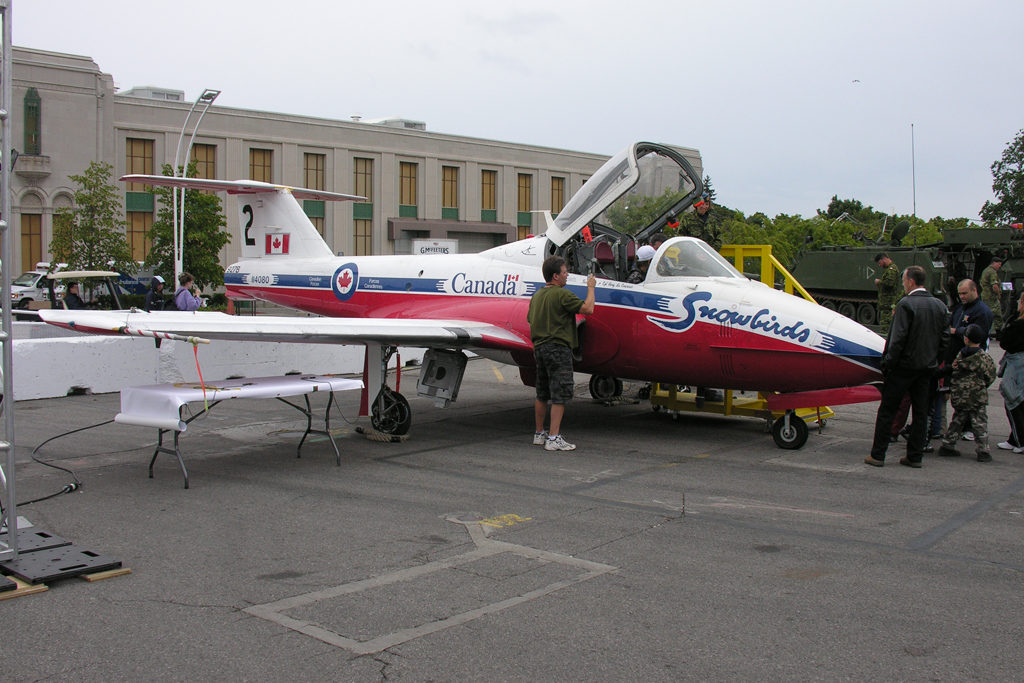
left=765, top=437, right=865, bottom=472
left=243, top=515, right=617, bottom=655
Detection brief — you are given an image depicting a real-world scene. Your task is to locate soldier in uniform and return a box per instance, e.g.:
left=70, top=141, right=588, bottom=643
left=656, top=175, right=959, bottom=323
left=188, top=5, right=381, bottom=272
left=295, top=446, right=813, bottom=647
left=874, top=253, right=902, bottom=336
left=680, top=193, right=722, bottom=251
left=979, top=257, right=1004, bottom=336
left=937, top=324, right=998, bottom=462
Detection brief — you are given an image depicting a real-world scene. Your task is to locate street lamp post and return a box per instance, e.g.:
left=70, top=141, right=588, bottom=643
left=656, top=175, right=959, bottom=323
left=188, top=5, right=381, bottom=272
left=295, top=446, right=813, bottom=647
left=172, top=88, right=220, bottom=288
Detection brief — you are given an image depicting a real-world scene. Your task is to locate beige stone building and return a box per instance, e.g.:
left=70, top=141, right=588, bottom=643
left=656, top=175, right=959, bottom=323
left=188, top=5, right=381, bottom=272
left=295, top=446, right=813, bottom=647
left=10, top=46, right=701, bottom=277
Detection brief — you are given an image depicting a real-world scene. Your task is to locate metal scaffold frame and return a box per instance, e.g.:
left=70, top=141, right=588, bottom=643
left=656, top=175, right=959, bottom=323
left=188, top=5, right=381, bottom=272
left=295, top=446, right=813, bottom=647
left=0, top=0, right=17, bottom=562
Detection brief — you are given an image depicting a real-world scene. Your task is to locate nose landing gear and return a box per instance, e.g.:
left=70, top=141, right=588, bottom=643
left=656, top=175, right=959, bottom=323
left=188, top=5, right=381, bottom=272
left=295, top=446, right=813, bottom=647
left=771, top=410, right=809, bottom=449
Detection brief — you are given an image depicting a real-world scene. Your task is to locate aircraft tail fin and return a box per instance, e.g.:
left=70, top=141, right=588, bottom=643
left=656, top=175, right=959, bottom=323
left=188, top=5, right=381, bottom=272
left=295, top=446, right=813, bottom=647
left=120, top=175, right=366, bottom=260
left=534, top=210, right=557, bottom=240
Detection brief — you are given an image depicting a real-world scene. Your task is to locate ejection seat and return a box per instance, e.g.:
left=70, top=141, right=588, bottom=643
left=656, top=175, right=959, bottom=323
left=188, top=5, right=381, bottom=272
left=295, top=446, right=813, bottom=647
left=593, top=240, right=616, bottom=279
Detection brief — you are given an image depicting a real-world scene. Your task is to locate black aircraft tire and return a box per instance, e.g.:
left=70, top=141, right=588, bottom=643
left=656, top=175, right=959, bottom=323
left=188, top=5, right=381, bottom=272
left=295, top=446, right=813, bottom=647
left=371, top=389, right=412, bottom=435
left=589, top=374, right=622, bottom=399
left=772, top=414, right=809, bottom=450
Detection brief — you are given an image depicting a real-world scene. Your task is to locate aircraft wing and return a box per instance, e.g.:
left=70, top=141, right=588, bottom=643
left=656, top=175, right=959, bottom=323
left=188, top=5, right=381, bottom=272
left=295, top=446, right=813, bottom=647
left=120, top=174, right=366, bottom=202
left=37, top=310, right=532, bottom=353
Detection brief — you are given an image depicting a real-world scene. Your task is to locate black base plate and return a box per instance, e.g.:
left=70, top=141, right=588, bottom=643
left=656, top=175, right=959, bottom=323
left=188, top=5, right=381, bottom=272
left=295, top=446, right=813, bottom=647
left=1, top=544, right=122, bottom=583
left=0, top=574, right=16, bottom=592
left=0, top=529, right=74, bottom=554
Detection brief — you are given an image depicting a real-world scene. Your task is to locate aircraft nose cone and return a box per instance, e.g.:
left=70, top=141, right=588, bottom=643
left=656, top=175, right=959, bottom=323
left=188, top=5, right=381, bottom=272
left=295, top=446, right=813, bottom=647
left=819, top=312, right=884, bottom=383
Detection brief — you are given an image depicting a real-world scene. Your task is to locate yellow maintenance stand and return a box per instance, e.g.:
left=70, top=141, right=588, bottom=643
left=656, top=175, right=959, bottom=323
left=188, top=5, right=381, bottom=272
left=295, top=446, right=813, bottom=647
left=649, top=244, right=835, bottom=449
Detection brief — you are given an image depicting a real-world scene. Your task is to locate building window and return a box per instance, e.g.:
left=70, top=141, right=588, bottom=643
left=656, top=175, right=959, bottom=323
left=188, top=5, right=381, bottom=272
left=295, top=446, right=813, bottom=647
left=353, top=158, right=374, bottom=254
left=190, top=144, right=216, bottom=179
left=354, top=158, right=373, bottom=202
left=21, top=214, right=41, bottom=274
left=517, top=173, right=533, bottom=240
left=481, top=170, right=496, bottom=210
left=249, top=148, right=272, bottom=183
left=126, top=211, right=152, bottom=261
left=551, top=176, right=565, bottom=216
left=399, top=162, right=418, bottom=218
left=304, top=153, right=326, bottom=236
left=354, top=219, right=372, bottom=256
left=24, top=87, right=41, bottom=155
left=304, top=153, right=325, bottom=191
left=442, top=166, right=459, bottom=220
left=400, top=162, right=417, bottom=205
left=125, top=138, right=155, bottom=259
left=481, top=169, right=496, bottom=222
left=126, top=138, right=154, bottom=191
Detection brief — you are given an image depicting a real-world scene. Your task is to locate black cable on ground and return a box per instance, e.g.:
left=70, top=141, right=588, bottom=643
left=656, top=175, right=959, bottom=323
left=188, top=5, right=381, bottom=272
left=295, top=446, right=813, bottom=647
left=0, top=418, right=115, bottom=513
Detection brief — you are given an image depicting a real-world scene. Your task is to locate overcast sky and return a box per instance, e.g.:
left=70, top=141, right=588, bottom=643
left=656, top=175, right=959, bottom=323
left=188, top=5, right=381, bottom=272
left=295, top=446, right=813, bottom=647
left=17, top=0, right=1024, bottom=222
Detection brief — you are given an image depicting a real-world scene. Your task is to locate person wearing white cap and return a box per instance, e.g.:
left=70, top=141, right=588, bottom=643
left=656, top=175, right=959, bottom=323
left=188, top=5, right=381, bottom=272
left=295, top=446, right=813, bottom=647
left=627, top=244, right=657, bottom=284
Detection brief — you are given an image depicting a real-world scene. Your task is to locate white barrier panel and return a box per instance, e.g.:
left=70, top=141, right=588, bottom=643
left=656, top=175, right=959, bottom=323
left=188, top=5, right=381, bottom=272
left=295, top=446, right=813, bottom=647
left=12, top=333, right=423, bottom=401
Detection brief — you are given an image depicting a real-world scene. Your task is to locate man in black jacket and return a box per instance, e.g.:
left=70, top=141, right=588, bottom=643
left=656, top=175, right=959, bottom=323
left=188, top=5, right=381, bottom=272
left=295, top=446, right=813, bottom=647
left=867, top=265, right=950, bottom=468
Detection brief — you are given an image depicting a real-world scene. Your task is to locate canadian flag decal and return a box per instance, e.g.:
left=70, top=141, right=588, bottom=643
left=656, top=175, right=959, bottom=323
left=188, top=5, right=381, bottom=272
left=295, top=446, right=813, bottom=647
left=265, top=233, right=290, bottom=255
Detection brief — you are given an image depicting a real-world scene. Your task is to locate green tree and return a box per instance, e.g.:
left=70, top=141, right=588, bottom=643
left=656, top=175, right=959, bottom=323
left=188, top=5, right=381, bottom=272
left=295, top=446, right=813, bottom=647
left=144, top=163, right=230, bottom=292
left=49, top=161, right=136, bottom=275
left=602, top=187, right=685, bottom=235
left=702, top=175, right=716, bottom=202
left=981, top=128, right=1024, bottom=225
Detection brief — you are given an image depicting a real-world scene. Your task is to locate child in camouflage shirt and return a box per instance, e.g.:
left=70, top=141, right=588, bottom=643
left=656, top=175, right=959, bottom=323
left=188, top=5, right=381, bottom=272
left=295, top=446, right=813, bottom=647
left=938, top=324, right=998, bottom=462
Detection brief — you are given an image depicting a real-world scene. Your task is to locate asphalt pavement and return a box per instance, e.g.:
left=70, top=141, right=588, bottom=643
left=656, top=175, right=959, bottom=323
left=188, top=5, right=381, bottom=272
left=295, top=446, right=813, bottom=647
left=3, top=356, right=1024, bottom=682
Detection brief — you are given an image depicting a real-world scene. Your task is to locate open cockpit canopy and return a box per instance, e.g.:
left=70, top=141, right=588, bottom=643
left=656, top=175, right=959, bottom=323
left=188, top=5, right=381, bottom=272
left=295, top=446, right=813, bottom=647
left=547, top=142, right=702, bottom=248
left=548, top=142, right=703, bottom=282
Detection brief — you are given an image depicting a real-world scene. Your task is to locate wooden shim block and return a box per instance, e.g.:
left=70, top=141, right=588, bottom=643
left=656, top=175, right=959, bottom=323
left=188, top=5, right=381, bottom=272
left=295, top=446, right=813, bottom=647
left=80, top=567, right=132, bottom=582
left=0, top=576, right=49, bottom=601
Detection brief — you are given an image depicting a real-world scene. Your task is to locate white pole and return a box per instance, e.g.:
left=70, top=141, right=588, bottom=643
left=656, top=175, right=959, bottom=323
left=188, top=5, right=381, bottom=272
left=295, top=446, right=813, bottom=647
left=0, top=0, right=17, bottom=561
left=170, top=89, right=220, bottom=287
left=177, top=90, right=219, bottom=288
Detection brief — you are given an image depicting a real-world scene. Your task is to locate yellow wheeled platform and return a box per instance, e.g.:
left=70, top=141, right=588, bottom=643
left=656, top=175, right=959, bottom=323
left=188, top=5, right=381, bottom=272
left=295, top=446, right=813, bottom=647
left=649, top=384, right=834, bottom=423
left=649, top=384, right=835, bottom=449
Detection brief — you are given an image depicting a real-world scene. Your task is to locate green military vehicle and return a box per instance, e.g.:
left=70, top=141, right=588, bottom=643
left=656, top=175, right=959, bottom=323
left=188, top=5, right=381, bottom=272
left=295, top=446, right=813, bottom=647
left=788, top=225, right=1024, bottom=327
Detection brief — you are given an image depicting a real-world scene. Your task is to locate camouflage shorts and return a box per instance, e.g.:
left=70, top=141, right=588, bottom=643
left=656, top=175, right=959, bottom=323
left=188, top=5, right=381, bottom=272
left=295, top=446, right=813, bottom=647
left=534, top=342, right=575, bottom=404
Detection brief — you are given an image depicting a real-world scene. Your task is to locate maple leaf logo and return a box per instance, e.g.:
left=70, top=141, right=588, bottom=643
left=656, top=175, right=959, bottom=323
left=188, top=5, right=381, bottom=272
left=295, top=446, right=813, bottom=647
left=337, top=270, right=353, bottom=291
left=273, top=237, right=282, bottom=249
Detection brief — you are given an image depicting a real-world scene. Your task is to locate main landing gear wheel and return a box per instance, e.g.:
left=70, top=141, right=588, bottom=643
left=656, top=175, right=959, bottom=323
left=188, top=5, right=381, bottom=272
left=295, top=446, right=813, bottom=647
left=371, top=387, right=411, bottom=435
left=589, top=375, right=623, bottom=400
left=772, top=413, right=809, bottom=449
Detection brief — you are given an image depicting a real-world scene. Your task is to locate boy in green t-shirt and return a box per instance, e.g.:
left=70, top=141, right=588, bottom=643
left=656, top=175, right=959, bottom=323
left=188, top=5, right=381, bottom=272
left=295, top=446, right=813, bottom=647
left=527, top=256, right=596, bottom=451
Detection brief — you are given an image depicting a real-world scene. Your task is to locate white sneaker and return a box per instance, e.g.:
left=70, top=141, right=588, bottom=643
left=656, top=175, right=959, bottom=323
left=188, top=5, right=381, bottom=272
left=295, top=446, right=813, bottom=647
left=544, top=434, right=576, bottom=451
left=997, top=442, right=1015, bottom=450
left=533, top=430, right=548, bottom=445
left=963, top=432, right=975, bottom=441
left=1015, top=446, right=1024, bottom=454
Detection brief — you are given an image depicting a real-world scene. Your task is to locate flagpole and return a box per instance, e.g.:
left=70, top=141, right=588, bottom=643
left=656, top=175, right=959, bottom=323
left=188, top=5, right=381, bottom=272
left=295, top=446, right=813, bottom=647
left=911, top=123, right=916, bottom=218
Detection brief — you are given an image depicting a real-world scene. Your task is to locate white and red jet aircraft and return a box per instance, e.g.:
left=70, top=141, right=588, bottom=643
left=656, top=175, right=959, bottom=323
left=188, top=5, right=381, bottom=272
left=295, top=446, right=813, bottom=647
left=40, top=142, right=884, bottom=448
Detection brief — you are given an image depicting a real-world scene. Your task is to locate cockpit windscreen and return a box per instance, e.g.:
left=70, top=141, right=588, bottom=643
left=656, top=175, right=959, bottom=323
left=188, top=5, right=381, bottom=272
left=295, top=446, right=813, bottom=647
left=653, top=238, right=745, bottom=279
